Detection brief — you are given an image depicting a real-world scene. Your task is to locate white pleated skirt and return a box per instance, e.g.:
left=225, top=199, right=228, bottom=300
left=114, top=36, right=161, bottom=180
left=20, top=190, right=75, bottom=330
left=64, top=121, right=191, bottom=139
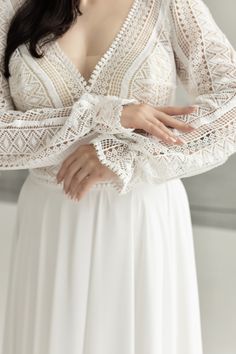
left=2, top=172, right=203, bottom=354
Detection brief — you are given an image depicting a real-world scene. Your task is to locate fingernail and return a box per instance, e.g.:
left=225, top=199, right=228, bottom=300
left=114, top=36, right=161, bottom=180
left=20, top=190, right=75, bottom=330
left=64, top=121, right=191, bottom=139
left=177, top=138, right=185, bottom=144
left=170, top=136, right=178, bottom=143
left=186, top=125, right=196, bottom=131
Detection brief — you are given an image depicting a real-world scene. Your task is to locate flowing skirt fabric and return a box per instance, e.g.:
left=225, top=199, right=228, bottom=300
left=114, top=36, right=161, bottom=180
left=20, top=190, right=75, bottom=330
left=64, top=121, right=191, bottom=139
left=2, top=172, right=203, bottom=354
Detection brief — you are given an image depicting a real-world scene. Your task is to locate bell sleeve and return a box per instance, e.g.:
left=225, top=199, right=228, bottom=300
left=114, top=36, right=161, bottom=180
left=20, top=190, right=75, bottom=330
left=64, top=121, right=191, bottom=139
left=90, top=0, right=236, bottom=194
left=0, top=1, right=138, bottom=170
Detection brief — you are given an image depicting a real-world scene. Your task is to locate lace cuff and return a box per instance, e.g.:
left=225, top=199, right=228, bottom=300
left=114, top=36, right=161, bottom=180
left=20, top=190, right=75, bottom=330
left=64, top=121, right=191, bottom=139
left=90, top=134, right=138, bottom=194
left=80, top=92, right=139, bottom=135
left=0, top=88, right=140, bottom=169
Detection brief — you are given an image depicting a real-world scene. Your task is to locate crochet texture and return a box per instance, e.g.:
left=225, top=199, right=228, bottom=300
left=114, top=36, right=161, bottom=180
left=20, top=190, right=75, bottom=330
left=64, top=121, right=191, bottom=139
left=1, top=0, right=236, bottom=194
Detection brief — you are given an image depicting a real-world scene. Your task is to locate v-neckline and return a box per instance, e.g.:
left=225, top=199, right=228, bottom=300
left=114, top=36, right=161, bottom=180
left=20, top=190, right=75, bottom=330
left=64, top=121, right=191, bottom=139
left=52, top=0, right=139, bottom=92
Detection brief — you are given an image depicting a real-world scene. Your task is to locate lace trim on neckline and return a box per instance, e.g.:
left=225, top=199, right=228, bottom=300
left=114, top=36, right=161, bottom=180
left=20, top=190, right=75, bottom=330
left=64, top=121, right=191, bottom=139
left=51, top=0, right=140, bottom=92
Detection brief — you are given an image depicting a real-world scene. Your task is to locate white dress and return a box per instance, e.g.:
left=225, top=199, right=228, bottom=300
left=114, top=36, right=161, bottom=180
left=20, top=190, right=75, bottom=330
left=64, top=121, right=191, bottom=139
left=1, top=0, right=236, bottom=353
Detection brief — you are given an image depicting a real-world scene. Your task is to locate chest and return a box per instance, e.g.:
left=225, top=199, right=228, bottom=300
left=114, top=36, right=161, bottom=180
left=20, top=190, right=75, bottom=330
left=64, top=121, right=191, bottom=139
left=56, top=0, right=135, bottom=82
left=8, top=0, right=177, bottom=111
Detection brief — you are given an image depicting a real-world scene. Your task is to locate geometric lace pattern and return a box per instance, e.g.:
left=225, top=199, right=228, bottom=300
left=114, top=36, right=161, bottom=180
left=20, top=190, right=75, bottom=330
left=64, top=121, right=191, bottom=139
left=1, top=0, right=236, bottom=194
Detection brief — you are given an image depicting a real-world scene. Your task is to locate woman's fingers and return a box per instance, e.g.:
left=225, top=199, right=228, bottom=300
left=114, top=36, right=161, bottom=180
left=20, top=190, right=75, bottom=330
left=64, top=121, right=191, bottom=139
left=133, top=104, right=197, bottom=143
left=121, top=103, right=197, bottom=137
left=157, top=105, right=197, bottom=116
left=56, top=153, right=77, bottom=183
left=154, top=121, right=184, bottom=144
left=144, top=120, right=183, bottom=144
left=63, top=156, right=87, bottom=193
left=69, top=164, right=93, bottom=196
left=153, top=109, right=196, bottom=132
left=56, top=144, right=114, bottom=202
left=73, top=175, right=97, bottom=201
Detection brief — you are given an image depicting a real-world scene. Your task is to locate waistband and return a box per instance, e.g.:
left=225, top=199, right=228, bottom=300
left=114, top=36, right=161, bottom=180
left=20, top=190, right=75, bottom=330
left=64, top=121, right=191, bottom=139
left=28, top=170, right=117, bottom=191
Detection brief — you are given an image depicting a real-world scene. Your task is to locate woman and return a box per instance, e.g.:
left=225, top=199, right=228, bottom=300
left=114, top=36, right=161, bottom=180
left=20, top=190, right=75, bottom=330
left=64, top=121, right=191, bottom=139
left=1, top=0, right=236, bottom=353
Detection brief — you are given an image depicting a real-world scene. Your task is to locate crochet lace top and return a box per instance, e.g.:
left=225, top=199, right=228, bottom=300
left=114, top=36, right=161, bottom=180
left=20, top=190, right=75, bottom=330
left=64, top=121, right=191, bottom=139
left=1, top=0, right=236, bottom=194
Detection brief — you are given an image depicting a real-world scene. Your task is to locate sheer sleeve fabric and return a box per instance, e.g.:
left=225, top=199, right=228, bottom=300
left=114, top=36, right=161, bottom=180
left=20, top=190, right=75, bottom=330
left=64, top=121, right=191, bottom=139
left=0, top=0, right=137, bottom=170
left=90, top=0, right=236, bottom=194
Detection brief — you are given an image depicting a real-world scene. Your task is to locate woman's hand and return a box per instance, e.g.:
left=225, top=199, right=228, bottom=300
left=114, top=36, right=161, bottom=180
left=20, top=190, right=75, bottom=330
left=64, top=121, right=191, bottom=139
left=56, top=144, right=118, bottom=201
left=121, top=103, right=197, bottom=144
left=56, top=104, right=197, bottom=201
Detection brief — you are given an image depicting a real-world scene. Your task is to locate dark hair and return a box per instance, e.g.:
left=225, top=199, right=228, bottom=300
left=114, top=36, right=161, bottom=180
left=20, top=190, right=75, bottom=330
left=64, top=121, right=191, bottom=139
left=3, top=0, right=82, bottom=78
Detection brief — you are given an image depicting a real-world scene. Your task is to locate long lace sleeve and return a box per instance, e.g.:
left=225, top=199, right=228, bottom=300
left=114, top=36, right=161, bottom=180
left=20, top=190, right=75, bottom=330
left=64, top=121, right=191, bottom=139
left=0, top=89, right=137, bottom=169
left=0, top=1, right=138, bottom=170
left=90, top=0, right=236, bottom=194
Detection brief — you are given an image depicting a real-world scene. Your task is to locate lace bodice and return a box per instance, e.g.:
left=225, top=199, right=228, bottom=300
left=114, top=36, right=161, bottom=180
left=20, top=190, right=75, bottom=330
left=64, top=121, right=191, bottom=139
left=1, top=0, right=236, bottom=194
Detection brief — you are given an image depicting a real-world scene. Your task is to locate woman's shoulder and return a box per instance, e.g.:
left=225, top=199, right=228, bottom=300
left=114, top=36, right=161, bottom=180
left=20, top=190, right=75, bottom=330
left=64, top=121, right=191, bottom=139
left=0, top=0, right=23, bottom=58
left=0, top=0, right=24, bottom=35
left=1, top=0, right=24, bottom=17
left=3, top=0, right=24, bottom=9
